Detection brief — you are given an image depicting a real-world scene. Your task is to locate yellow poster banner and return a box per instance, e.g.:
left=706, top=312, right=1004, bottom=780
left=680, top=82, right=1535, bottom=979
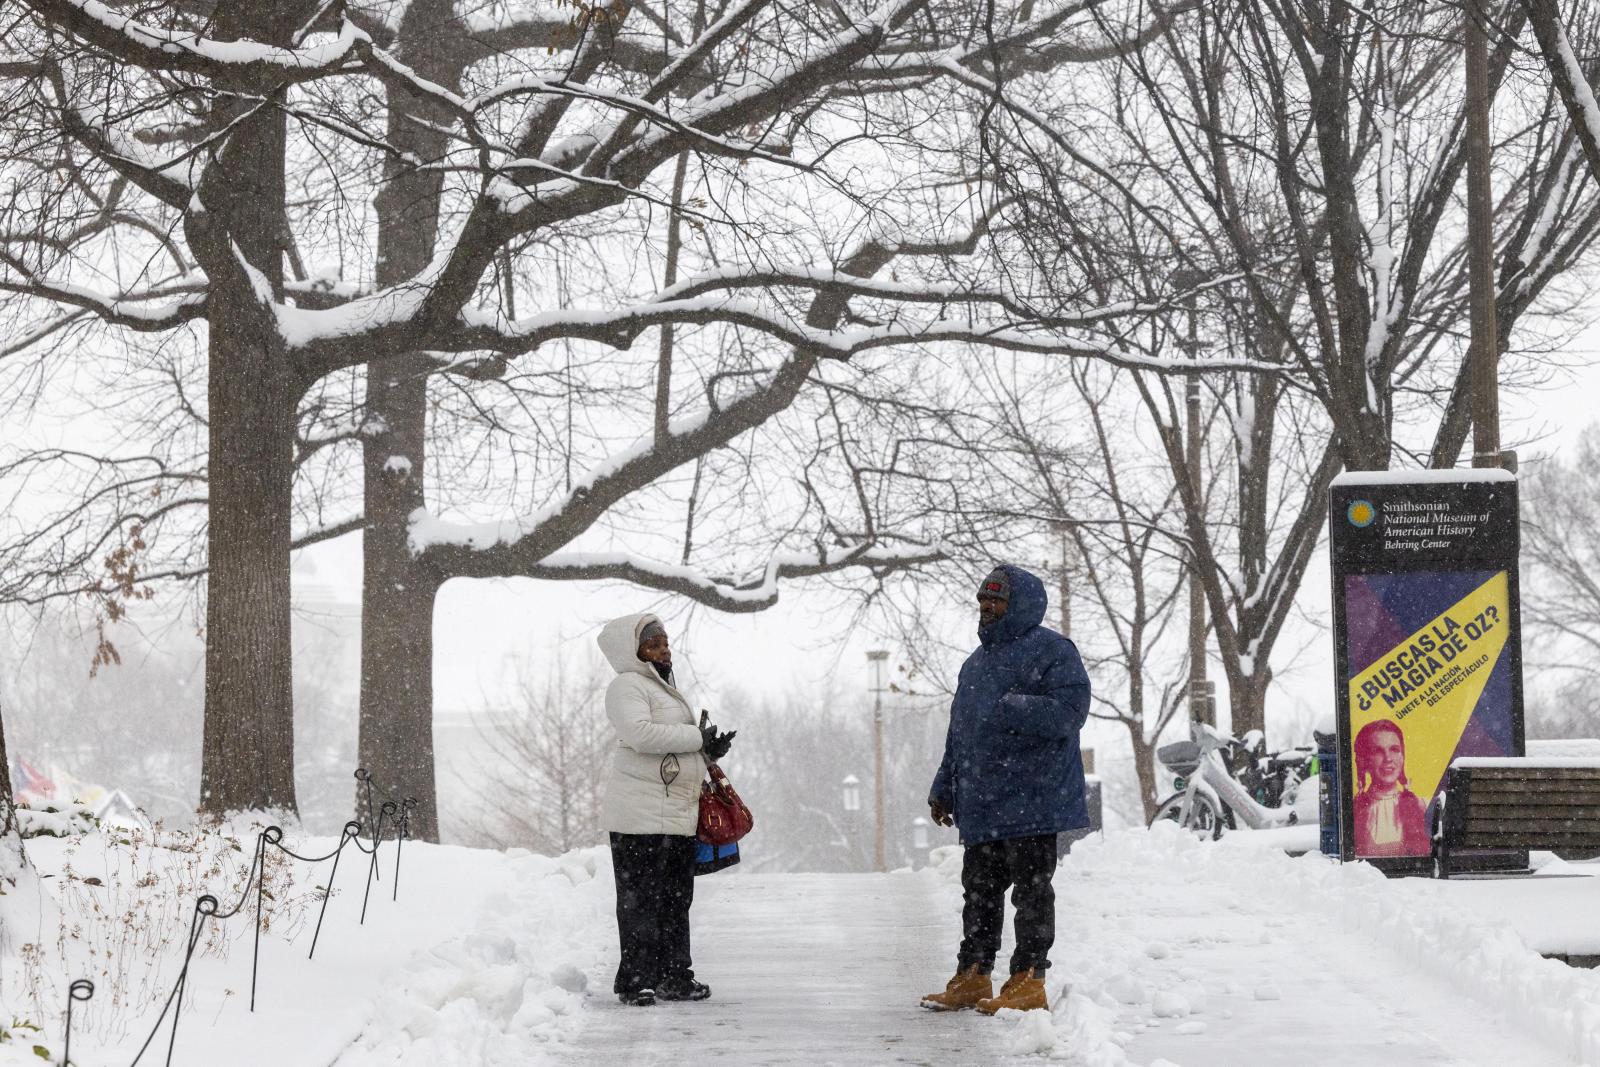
left=1345, top=572, right=1510, bottom=856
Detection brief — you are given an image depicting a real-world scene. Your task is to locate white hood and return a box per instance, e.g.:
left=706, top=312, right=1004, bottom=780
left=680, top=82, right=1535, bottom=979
left=597, top=612, right=665, bottom=680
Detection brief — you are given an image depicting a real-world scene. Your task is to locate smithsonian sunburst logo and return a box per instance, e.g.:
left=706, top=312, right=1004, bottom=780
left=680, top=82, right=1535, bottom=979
left=1346, top=499, right=1376, bottom=528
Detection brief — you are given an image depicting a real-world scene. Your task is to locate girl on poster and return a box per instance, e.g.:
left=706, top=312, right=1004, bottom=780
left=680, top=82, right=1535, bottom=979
left=1352, top=719, right=1431, bottom=857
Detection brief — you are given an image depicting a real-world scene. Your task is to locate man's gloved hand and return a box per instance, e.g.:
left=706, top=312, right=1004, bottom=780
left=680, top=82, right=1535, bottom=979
left=930, top=799, right=954, bottom=827
left=700, top=721, right=736, bottom=762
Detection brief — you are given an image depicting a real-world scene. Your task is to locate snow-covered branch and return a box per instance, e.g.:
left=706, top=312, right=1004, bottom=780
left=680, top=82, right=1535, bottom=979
left=50, top=89, right=196, bottom=209
left=653, top=266, right=1247, bottom=331
left=410, top=540, right=943, bottom=611
left=22, top=0, right=370, bottom=81
left=0, top=259, right=207, bottom=331
left=296, top=287, right=1281, bottom=381
left=409, top=351, right=817, bottom=575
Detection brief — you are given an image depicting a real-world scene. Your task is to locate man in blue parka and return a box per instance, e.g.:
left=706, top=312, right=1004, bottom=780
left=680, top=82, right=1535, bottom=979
left=920, top=564, right=1090, bottom=1016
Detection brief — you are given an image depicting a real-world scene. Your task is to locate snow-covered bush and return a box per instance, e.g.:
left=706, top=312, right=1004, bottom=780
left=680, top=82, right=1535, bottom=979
left=14, top=802, right=98, bottom=840
left=8, top=817, right=327, bottom=1046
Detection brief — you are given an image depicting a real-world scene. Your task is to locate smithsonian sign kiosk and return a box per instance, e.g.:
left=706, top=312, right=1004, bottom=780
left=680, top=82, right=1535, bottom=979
left=1328, top=469, right=1525, bottom=875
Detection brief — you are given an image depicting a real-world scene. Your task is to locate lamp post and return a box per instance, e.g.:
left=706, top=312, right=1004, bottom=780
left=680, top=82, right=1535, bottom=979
left=867, top=649, right=889, bottom=873
left=841, top=773, right=862, bottom=870
left=1168, top=264, right=1213, bottom=727
left=911, top=815, right=930, bottom=869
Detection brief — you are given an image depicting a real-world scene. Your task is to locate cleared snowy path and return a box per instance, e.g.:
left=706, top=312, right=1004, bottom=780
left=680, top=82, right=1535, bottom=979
left=573, top=871, right=1018, bottom=1066
left=571, top=834, right=1590, bottom=1067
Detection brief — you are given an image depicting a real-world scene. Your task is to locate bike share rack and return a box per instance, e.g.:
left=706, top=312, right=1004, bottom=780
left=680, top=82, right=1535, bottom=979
left=55, top=769, right=418, bottom=1067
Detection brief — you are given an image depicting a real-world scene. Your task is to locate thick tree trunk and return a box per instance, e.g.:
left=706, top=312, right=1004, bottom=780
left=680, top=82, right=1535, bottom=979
left=195, top=1, right=305, bottom=817
left=1341, top=410, right=1392, bottom=473
left=1229, top=669, right=1271, bottom=744
left=357, top=1, right=458, bottom=842
left=201, top=301, right=299, bottom=813
left=359, top=357, right=442, bottom=840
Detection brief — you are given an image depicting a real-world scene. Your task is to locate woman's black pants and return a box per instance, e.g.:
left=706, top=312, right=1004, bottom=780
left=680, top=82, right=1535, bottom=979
left=610, top=832, right=696, bottom=994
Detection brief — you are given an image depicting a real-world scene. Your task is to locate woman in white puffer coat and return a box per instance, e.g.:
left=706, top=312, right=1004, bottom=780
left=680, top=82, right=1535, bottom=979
left=597, top=612, right=731, bottom=1007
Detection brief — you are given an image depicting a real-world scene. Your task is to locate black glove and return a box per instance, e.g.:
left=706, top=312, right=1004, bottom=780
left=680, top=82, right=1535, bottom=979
left=700, top=722, right=736, bottom=762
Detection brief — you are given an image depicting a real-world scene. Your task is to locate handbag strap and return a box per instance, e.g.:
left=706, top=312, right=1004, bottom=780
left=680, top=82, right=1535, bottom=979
left=703, top=763, right=738, bottom=801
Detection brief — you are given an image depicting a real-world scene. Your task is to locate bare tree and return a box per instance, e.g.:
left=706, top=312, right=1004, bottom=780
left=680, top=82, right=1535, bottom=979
left=1522, top=429, right=1600, bottom=674
left=980, top=0, right=1600, bottom=738
left=1507, top=427, right=1600, bottom=738
left=965, top=357, right=1191, bottom=820
left=1, top=0, right=1230, bottom=826
left=454, top=653, right=611, bottom=854
left=1054, top=373, right=1190, bottom=821
left=1525, top=0, right=1600, bottom=187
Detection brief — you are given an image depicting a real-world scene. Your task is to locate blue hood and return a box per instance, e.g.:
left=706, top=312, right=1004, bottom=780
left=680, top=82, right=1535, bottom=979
left=979, top=564, right=1048, bottom=646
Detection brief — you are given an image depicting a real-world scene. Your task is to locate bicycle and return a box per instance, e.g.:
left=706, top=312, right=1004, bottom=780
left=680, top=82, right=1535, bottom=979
left=1149, top=721, right=1306, bottom=839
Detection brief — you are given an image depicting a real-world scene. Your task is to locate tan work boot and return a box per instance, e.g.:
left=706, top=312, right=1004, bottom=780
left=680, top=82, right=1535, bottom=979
left=920, top=965, right=993, bottom=1011
left=976, top=969, right=1048, bottom=1014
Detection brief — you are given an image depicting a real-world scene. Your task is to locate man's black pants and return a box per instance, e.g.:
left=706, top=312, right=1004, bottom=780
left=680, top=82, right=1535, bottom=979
left=956, top=833, right=1057, bottom=976
left=610, top=832, right=696, bottom=994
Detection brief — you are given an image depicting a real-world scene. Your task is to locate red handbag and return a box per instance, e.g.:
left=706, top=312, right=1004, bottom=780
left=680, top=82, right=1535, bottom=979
left=697, top=763, right=754, bottom=846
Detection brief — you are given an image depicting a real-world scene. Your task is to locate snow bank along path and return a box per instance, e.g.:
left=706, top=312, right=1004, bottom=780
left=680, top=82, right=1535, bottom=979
left=8, top=825, right=1600, bottom=1065
left=0, top=835, right=605, bottom=1067
left=1022, top=827, right=1596, bottom=1066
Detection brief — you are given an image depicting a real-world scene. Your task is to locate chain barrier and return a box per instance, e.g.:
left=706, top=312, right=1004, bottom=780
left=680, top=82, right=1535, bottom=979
left=56, top=769, right=416, bottom=1067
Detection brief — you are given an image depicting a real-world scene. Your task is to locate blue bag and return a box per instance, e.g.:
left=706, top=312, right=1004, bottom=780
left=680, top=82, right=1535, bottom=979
left=694, top=839, right=739, bottom=876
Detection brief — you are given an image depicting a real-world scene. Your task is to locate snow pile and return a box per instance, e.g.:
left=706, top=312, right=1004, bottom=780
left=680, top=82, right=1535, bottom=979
left=1326, top=858, right=1600, bottom=1063
left=955, top=826, right=1600, bottom=1064
left=335, top=848, right=610, bottom=1065
left=0, top=833, right=21, bottom=889
left=0, top=817, right=314, bottom=1065
left=0, top=823, right=615, bottom=1067
left=13, top=800, right=99, bottom=838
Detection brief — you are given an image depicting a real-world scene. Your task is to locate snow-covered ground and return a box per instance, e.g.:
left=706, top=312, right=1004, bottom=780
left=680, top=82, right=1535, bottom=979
left=0, top=823, right=604, bottom=1066
left=1019, top=828, right=1600, bottom=1065
left=4, top=822, right=1600, bottom=1065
